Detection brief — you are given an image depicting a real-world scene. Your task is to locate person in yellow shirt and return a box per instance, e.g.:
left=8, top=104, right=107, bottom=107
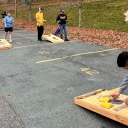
left=36, top=7, right=46, bottom=42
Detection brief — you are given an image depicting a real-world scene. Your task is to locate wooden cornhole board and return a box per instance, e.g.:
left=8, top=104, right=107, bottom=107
left=0, top=39, right=12, bottom=50
left=74, top=88, right=128, bottom=126
left=43, top=34, right=64, bottom=43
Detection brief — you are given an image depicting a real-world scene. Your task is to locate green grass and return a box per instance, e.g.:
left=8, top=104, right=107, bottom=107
left=1, top=0, right=128, bottom=32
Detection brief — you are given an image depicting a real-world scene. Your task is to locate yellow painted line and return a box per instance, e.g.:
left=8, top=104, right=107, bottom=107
left=13, top=36, right=36, bottom=40
left=13, top=43, right=53, bottom=49
left=13, top=39, right=71, bottom=49
left=39, top=51, right=50, bottom=55
left=36, top=57, right=63, bottom=63
left=62, top=56, right=69, bottom=58
left=36, top=48, right=119, bottom=64
left=70, top=48, right=119, bottom=57
left=14, top=44, right=41, bottom=49
left=13, top=41, right=67, bottom=49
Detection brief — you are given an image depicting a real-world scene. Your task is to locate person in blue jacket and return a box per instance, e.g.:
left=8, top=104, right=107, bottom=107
left=110, top=51, right=128, bottom=105
left=4, top=12, right=14, bottom=43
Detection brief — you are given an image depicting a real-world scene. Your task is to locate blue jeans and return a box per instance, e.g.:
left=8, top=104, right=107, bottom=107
left=59, top=24, right=68, bottom=39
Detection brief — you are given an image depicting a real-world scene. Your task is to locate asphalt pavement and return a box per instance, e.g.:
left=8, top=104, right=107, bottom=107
left=0, top=30, right=128, bottom=128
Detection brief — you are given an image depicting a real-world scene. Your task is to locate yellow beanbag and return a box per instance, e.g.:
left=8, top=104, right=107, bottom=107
left=100, top=102, right=114, bottom=109
left=99, top=97, right=111, bottom=103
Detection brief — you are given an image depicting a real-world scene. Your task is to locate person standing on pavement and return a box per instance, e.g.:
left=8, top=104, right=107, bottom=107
left=56, top=9, right=69, bottom=41
left=36, top=7, right=46, bottom=42
left=3, top=12, right=14, bottom=43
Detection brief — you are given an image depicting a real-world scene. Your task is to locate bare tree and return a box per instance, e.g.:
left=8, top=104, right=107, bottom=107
left=22, top=0, right=34, bottom=22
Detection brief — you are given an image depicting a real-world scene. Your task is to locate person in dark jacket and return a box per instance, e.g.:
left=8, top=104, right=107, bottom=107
left=56, top=9, right=69, bottom=41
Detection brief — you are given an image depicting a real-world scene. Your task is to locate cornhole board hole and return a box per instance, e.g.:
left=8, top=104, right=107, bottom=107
left=43, top=34, right=64, bottom=43
left=74, top=88, right=128, bottom=126
left=0, top=39, right=12, bottom=50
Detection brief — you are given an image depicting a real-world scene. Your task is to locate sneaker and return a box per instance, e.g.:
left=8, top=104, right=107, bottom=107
left=9, top=40, right=12, bottom=43
left=65, top=39, right=69, bottom=41
left=38, top=39, right=43, bottom=42
left=40, top=39, right=43, bottom=42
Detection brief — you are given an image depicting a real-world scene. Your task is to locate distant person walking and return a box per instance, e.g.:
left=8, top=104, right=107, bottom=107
left=3, top=12, right=14, bottom=43
left=56, top=9, right=69, bottom=41
left=36, top=7, right=46, bottom=42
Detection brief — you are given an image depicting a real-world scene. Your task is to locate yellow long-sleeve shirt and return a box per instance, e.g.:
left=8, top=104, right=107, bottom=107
left=36, top=12, right=45, bottom=26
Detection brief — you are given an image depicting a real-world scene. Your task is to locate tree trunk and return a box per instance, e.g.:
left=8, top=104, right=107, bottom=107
left=5, top=0, right=7, bottom=13
left=29, top=6, right=32, bottom=22
left=15, top=0, right=17, bottom=18
left=78, top=0, right=82, bottom=27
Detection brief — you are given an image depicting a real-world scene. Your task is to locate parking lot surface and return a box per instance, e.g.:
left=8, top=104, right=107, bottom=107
left=0, top=30, right=128, bottom=128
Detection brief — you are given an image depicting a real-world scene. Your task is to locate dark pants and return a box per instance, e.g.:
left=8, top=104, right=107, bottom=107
left=37, top=26, right=44, bottom=41
left=54, top=28, right=60, bottom=35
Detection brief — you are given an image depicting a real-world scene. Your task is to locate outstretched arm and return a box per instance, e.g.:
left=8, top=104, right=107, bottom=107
left=110, top=74, right=128, bottom=98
